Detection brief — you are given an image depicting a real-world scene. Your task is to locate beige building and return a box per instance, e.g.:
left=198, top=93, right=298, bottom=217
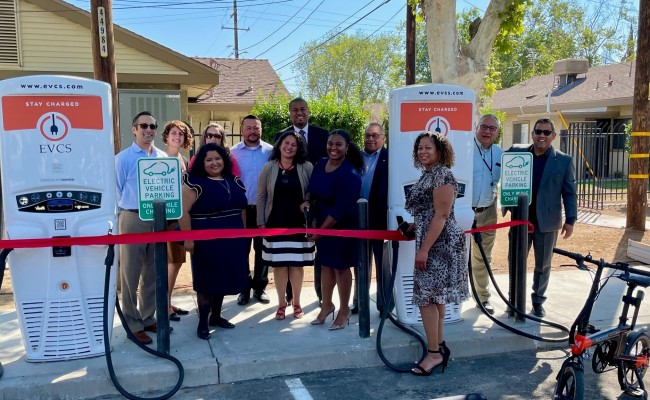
left=0, top=0, right=286, bottom=152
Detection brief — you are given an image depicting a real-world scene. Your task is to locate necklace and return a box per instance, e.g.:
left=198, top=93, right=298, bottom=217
left=279, top=160, right=294, bottom=174
left=475, top=139, right=494, bottom=187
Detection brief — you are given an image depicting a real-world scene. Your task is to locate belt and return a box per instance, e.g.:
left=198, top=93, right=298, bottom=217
left=123, top=209, right=139, bottom=213
left=472, top=206, right=488, bottom=213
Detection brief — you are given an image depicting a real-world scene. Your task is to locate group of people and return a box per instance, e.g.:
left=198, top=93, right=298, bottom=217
left=114, top=98, right=390, bottom=344
left=115, top=103, right=577, bottom=378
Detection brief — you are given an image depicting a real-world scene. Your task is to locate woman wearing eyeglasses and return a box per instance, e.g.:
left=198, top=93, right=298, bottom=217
left=257, top=131, right=314, bottom=320
left=188, top=123, right=240, bottom=176
left=161, top=120, right=193, bottom=322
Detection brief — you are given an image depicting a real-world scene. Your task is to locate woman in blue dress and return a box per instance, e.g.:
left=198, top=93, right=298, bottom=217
left=178, top=143, right=249, bottom=340
left=301, top=130, right=363, bottom=330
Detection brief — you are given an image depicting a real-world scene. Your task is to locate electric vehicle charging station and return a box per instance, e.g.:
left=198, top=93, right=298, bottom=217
left=388, top=84, right=475, bottom=325
left=0, top=75, right=117, bottom=362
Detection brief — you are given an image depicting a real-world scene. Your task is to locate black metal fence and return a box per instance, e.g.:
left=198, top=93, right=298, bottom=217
left=560, top=119, right=632, bottom=210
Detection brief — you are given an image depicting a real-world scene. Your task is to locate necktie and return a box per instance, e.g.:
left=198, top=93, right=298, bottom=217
left=298, top=129, right=306, bottom=143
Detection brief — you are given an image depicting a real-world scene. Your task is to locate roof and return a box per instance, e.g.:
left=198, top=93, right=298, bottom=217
left=193, top=58, right=289, bottom=105
left=22, top=0, right=219, bottom=94
left=491, top=62, right=635, bottom=114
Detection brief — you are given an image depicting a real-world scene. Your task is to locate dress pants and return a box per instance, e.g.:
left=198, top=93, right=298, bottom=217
left=118, top=211, right=157, bottom=332
left=244, top=205, right=267, bottom=294
left=470, top=200, right=498, bottom=303
left=507, top=224, right=559, bottom=305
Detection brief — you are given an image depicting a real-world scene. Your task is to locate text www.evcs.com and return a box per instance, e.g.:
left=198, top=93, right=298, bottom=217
left=20, top=84, right=84, bottom=90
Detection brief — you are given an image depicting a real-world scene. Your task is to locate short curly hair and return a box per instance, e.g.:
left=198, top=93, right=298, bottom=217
left=412, top=132, right=455, bottom=169
left=162, top=120, right=192, bottom=149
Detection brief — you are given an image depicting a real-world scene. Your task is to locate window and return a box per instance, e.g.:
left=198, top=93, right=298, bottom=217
left=0, top=0, right=19, bottom=65
left=512, top=123, right=529, bottom=146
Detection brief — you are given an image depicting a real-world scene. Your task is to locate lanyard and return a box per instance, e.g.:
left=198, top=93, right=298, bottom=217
left=475, top=139, right=494, bottom=186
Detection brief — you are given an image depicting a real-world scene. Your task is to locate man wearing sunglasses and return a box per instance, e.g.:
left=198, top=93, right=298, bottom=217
left=505, top=118, right=577, bottom=318
left=115, top=111, right=168, bottom=345
left=471, top=114, right=504, bottom=315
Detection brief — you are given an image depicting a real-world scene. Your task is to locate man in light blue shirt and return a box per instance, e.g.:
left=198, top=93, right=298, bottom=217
left=471, top=114, right=503, bottom=315
left=231, top=115, right=273, bottom=305
left=115, top=111, right=167, bottom=345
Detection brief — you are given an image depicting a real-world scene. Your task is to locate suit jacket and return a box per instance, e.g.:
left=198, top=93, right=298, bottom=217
left=508, top=144, right=577, bottom=233
left=276, top=124, right=329, bottom=166
left=368, top=147, right=389, bottom=230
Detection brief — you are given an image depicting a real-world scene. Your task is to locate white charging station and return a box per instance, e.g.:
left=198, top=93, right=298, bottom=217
left=388, top=84, right=475, bottom=325
left=0, top=75, right=117, bottom=361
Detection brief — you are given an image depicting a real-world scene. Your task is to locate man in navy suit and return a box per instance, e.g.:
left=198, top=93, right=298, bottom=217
left=351, top=122, right=388, bottom=314
left=506, top=118, right=577, bottom=318
left=276, top=97, right=329, bottom=305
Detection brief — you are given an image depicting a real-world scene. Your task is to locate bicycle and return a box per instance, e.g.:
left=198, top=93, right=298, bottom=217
left=552, top=247, right=650, bottom=400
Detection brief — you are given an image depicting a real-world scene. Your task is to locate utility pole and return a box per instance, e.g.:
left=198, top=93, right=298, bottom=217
left=405, top=3, right=416, bottom=85
left=90, top=0, right=120, bottom=154
left=627, top=0, right=650, bottom=230
left=222, top=0, right=249, bottom=59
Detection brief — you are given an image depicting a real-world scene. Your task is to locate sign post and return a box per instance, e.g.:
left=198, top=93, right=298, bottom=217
left=500, top=152, right=533, bottom=207
left=137, top=157, right=182, bottom=221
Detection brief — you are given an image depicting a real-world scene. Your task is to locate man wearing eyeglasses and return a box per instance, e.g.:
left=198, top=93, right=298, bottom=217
left=350, top=122, right=389, bottom=314
left=275, top=98, right=329, bottom=306
left=471, top=114, right=504, bottom=315
left=505, top=118, right=577, bottom=318
left=115, top=111, right=168, bottom=345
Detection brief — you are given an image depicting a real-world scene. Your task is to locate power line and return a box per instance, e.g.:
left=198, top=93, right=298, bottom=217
left=239, top=0, right=313, bottom=52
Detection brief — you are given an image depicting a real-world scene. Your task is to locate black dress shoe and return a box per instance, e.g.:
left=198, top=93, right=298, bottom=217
left=172, top=307, right=190, bottom=315
left=253, top=290, right=270, bottom=304
left=532, top=304, right=546, bottom=318
left=209, top=316, right=235, bottom=329
left=237, top=293, right=250, bottom=306
left=197, top=325, right=211, bottom=340
left=478, top=301, right=495, bottom=315
left=168, top=312, right=181, bottom=322
left=349, top=304, right=359, bottom=315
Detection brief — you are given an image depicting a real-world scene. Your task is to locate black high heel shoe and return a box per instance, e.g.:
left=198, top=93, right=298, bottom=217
left=439, top=341, right=450, bottom=367
left=411, top=348, right=445, bottom=376
left=197, top=322, right=211, bottom=340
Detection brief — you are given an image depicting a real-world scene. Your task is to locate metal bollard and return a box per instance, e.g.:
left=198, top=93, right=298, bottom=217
left=357, top=199, right=370, bottom=338
left=514, top=193, right=529, bottom=322
left=153, top=199, right=170, bottom=354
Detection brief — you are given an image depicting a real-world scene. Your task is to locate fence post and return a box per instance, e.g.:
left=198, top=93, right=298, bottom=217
left=357, top=199, right=370, bottom=338
left=153, top=199, right=170, bottom=353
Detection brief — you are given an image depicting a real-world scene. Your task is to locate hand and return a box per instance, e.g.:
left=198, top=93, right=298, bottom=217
left=299, top=201, right=310, bottom=213
left=258, top=224, right=266, bottom=229
left=561, top=223, right=574, bottom=239
left=414, top=249, right=428, bottom=271
left=307, top=233, right=320, bottom=242
left=184, top=240, right=194, bottom=255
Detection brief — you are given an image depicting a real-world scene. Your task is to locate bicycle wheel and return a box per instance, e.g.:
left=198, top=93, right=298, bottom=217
left=554, top=363, right=584, bottom=400
left=618, top=333, right=650, bottom=393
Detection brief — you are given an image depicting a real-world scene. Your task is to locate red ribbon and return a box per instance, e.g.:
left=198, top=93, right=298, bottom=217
left=0, top=220, right=533, bottom=250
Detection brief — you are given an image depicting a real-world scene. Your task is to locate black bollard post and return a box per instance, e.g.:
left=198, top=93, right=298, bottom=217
left=153, top=199, right=170, bottom=353
left=508, top=215, right=517, bottom=318
left=514, top=193, right=529, bottom=322
left=357, top=199, right=370, bottom=338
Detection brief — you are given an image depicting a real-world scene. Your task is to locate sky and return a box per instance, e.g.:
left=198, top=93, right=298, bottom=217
left=65, top=0, right=490, bottom=93
left=64, top=0, right=633, bottom=94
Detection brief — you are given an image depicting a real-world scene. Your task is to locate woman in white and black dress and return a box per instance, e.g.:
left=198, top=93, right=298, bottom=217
left=257, top=131, right=314, bottom=320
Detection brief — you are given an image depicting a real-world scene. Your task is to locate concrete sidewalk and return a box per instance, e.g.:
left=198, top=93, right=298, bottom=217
left=2, top=265, right=649, bottom=399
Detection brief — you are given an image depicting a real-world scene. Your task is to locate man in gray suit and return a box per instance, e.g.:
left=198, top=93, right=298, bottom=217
left=506, top=118, right=577, bottom=318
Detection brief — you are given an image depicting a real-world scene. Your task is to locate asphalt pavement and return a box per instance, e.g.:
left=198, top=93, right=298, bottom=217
left=0, top=211, right=648, bottom=399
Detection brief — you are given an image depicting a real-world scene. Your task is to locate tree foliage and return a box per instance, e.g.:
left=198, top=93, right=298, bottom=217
left=292, top=32, right=401, bottom=104
left=251, top=93, right=369, bottom=146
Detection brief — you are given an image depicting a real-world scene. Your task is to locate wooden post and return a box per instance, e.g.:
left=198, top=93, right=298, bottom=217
left=90, top=0, right=120, bottom=154
left=626, top=0, right=650, bottom=230
left=405, top=3, right=416, bottom=85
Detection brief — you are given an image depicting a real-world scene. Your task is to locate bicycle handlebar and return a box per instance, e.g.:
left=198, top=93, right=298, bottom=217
left=553, top=247, right=650, bottom=278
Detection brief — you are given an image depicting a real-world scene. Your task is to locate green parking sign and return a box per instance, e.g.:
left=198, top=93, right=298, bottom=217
left=500, top=152, right=533, bottom=207
left=137, top=157, right=182, bottom=221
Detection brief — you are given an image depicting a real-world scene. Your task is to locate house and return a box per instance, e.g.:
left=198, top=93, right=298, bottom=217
left=0, top=0, right=290, bottom=151
left=492, top=59, right=636, bottom=207
left=189, top=58, right=290, bottom=147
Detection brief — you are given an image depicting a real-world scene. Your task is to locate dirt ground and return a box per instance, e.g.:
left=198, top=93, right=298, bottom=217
left=1, top=207, right=648, bottom=311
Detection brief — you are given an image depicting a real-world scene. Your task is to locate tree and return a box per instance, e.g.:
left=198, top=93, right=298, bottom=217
left=413, top=0, right=530, bottom=99
left=292, top=32, right=401, bottom=103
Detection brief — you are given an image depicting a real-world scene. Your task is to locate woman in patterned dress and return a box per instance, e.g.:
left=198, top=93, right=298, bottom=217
left=405, top=132, right=468, bottom=376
